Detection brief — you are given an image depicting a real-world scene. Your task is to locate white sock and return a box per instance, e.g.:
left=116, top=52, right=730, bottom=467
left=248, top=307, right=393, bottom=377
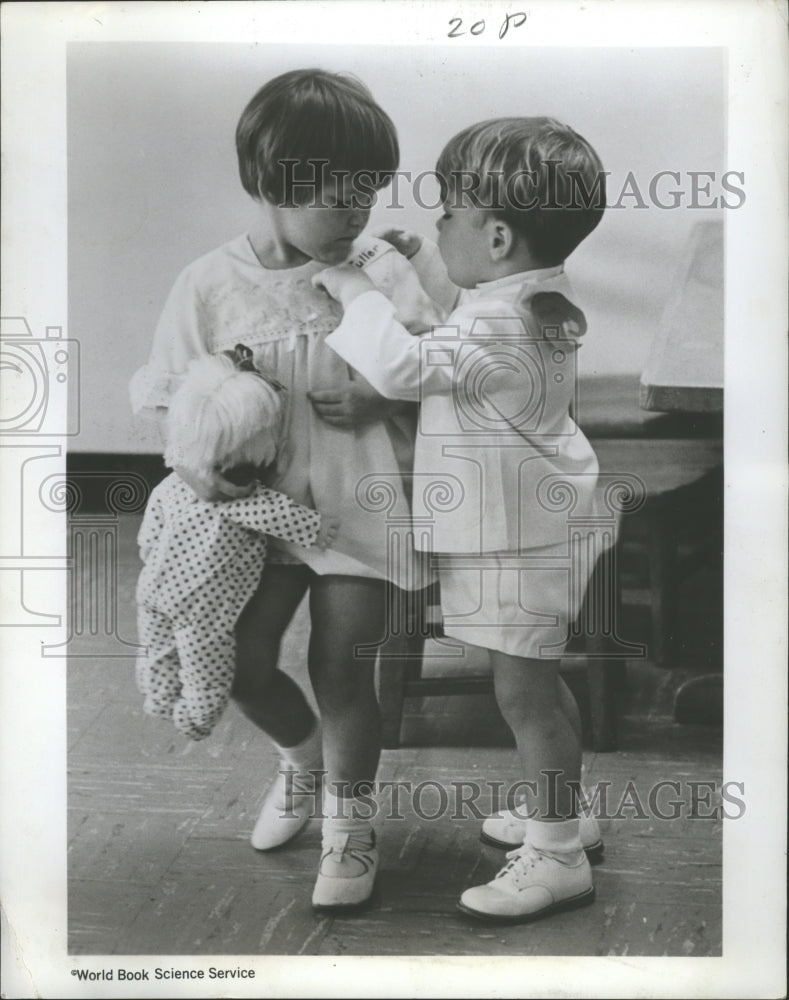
left=274, top=720, right=323, bottom=771
left=322, top=788, right=378, bottom=834
left=527, top=818, right=583, bottom=855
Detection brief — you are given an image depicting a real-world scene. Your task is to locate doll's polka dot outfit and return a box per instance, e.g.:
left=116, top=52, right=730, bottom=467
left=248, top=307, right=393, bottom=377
left=135, top=474, right=321, bottom=740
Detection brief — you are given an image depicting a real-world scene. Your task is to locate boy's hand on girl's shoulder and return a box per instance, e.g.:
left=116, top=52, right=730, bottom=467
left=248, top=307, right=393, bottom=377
left=315, top=514, right=341, bottom=551
left=311, top=264, right=375, bottom=308
left=371, top=227, right=424, bottom=260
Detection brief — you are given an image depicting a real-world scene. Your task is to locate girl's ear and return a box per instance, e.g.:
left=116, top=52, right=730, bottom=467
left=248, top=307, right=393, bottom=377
left=488, top=218, right=516, bottom=261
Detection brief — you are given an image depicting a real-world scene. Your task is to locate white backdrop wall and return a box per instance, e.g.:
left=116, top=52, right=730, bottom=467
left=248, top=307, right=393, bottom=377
left=67, top=43, right=725, bottom=453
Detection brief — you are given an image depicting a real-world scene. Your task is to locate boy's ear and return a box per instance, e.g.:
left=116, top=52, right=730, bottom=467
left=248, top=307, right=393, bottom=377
left=487, top=218, right=516, bottom=261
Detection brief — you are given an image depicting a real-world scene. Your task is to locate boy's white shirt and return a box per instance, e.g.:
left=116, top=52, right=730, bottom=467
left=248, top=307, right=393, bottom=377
left=325, top=243, right=600, bottom=554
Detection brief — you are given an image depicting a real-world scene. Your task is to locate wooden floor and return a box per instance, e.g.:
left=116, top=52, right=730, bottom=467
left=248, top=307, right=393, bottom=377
left=67, top=515, right=723, bottom=957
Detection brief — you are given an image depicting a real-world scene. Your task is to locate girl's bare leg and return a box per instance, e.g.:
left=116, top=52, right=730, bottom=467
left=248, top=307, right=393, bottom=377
left=307, top=574, right=386, bottom=909
left=306, top=574, right=386, bottom=797
left=232, top=563, right=314, bottom=746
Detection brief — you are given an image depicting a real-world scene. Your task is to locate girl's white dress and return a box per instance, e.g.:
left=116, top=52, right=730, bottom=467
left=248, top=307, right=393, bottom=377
left=130, top=233, right=436, bottom=590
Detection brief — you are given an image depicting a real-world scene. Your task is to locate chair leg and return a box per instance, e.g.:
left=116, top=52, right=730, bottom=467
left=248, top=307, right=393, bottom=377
left=581, top=543, right=624, bottom=752
left=646, top=505, right=678, bottom=667
left=376, top=633, right=424, bottom=750
left=585, top=640, right=620, bottom=752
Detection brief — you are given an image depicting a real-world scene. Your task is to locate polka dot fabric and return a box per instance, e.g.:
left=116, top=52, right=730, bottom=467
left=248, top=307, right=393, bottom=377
left=135, top=473, right=321, bottom=740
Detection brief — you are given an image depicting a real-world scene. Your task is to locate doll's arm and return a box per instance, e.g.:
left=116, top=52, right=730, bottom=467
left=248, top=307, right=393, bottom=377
left=220, top=487, right=325, bottom=548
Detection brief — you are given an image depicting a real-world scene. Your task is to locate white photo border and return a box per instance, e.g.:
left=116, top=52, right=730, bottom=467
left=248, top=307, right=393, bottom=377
left=1, top=1, right=787, bottom=997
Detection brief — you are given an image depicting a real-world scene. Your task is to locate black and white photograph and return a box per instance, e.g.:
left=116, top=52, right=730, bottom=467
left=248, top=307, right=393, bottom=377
left=1, top=2, right=786, bottom=997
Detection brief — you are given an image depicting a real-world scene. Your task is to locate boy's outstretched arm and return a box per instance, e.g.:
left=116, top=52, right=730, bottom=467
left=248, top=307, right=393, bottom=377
left=314, top=264, right=451, bottom=400
left=324, top=290, right=445, bottom=400
left=373, top=229, right=460, bottom=316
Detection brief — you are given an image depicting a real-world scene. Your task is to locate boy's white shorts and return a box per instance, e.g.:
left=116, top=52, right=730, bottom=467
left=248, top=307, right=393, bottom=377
left=435, top=532, right=608, bottom=660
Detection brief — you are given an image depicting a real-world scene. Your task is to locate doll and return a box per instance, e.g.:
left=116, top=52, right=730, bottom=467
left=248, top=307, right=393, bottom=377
left=135, top=345, right=338, bottom=740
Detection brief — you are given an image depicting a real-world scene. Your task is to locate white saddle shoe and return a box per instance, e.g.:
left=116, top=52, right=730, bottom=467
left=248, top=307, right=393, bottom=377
left=459, top=842, right=595, bottom=923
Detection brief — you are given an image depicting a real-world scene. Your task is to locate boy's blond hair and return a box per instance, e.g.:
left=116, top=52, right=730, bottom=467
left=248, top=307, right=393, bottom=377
left=436, top=117, right=606, bottom=266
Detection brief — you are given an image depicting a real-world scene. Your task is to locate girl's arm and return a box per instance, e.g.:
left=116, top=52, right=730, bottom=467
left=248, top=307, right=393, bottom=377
left=135, top=269, right=251, bottom=501
left=307, top=375, right=415, bottom=429
left=130, top=269, right=209, bottom=414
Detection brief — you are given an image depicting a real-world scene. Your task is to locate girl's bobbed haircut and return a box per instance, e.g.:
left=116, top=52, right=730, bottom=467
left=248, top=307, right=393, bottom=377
left=236, top=69, right=399, bottom=206
left=436, top=117, right=606, bottom=266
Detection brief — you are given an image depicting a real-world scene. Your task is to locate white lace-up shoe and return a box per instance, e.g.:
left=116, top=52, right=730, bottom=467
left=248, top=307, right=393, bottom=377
left=481, top=810, right=604, bottom=863
left=311, top=827, right=378, bottom=910
left=458, top=842, right=595, bottom=923
left=250, top=765, right=322, bottom=851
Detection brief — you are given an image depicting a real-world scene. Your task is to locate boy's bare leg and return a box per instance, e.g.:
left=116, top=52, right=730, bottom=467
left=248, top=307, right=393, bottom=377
left=458, top=650, right=594, bottom=922
left=558, top=673, right=583, bottom=747
left=490, top=652, right=581, bottom=820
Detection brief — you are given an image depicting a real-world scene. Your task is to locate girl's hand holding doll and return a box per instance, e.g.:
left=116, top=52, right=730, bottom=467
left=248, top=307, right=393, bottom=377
left=315, top=514, right=341, bottom=551
left=307, top=374, right=396, bottom=430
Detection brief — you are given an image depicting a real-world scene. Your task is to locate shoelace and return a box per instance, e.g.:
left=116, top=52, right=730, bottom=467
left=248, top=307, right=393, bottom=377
left=496, top=843, right=545, bottom=887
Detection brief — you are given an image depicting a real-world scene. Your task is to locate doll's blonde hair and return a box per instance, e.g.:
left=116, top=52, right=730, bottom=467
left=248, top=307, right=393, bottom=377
left=164, top=354, right=283, bottom=476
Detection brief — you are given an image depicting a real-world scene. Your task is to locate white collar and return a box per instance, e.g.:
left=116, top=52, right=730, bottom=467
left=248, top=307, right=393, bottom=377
left=468, top=264, right=565, bottom=298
